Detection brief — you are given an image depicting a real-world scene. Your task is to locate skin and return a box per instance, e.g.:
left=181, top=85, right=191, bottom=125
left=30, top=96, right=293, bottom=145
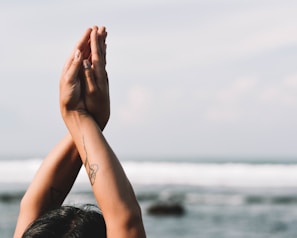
left=60, top=26, right=146, bottom=238
left=14, top=27, right=108, bottom=238
left=14, top=26, right=146, bottom=238
left=13, top=134, right=82, bottom=238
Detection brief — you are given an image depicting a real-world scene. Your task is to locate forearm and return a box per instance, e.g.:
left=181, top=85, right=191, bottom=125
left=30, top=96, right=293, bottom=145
left=23, top=133, right=81, bottom=207
left=64, top=112, right=146, bottom=238
left=14, top=134, right=82, bottom=238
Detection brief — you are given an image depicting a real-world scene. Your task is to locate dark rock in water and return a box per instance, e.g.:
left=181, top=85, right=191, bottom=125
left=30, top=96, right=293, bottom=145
left=147, top=202, right=185, bottom=216
left=0, top=192, right=23, bottom=203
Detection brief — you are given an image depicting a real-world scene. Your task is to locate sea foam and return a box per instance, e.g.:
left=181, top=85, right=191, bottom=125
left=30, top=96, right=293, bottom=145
left=2, top=159, right=297, bottom=188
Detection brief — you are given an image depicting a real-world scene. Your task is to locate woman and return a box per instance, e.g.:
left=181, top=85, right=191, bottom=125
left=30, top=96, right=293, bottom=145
left=14, top=25, right=146, bottom=238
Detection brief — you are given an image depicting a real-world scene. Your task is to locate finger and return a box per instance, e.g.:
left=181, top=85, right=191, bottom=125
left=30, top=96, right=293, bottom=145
left=63, top=28, right=92, bottom=73
left=90, top=26, right=100, bottom=65
left=98, top=27, right=105, bottom=54
left=103, top=32, right=107, bottom=64
left=83, top=59, right=97, bottom=94
left=76, top=28, right=92, bottom=52
left=90, top=26, right=108, bottom=88
left=84, top=38, right=91, bottom=62
left=98, top=27, right=107, bottom=65
left=88, top=28, right=105, bottom=64
left=64, top=49, right=83, bottom=84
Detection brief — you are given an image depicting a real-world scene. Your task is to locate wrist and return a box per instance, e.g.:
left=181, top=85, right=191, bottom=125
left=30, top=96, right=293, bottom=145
left=94, top=115, right=109, bottom=131
left=61, top=109, right=90, bottom=124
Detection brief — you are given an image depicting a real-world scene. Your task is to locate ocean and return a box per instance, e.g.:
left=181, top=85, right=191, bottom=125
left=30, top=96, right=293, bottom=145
left=2, top=157, right=297, bottom=237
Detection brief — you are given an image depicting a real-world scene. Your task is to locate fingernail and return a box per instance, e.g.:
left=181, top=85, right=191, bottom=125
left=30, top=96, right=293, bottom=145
left=74, top=49, right=81, bottom=61
left=83, top=59, right=91, bottom=69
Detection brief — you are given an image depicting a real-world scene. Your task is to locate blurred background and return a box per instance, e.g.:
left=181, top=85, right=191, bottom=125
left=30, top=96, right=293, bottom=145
left=1, top=0, right=297, bottom=237
left=1, top=0, right=297, bottom=158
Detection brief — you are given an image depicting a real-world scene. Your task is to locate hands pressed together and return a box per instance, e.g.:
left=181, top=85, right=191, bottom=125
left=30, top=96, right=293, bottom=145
left=60, top=26, right=110, bottom=130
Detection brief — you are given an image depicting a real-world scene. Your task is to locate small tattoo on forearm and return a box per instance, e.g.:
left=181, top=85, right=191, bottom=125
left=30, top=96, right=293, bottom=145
left=83, top=136, right=99, bottom=185
left=89, top=164, right=98, bottom=185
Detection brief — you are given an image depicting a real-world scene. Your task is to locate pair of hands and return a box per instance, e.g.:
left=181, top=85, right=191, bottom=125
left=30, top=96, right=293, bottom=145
left=60, top=26, right=110, bottom=130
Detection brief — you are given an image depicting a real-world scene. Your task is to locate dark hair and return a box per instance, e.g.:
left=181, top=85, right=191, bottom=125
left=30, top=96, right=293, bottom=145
left=22, top=205, right=106, bottom=238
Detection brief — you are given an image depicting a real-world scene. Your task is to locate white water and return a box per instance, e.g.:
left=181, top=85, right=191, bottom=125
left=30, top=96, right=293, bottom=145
left=2, top=159, right=297, bottom=188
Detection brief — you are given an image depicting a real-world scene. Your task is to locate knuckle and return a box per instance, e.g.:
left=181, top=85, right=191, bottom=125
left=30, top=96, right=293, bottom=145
left=92, top=57, right=100, bottom=65
left=86, top=85, right=97, bottom=95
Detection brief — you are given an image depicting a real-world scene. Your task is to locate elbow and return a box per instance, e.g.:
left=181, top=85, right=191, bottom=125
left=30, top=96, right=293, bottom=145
left=124, top=203, right=146, bottom=237
left=106, top=202, right=146, bottom=237
left=18, top=194, right=33, bottom=220
left=127, top=203, right=142, bottom=224
left=19, top=192, right=43, bottom=219
left=19, top=190, right=37, bottom=211
left=19, top=193, right=30, bottom=212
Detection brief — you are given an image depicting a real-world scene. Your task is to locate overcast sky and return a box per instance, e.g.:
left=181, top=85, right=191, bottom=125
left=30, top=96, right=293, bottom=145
left=1, top=0, right=297, bottom=159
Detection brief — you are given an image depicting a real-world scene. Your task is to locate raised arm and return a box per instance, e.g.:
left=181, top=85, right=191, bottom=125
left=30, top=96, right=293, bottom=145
left=14, top=27, right=111, bottom=238
left=60, top=26, right=146, bottom=238
left=13, top=134, right=81, bottom=238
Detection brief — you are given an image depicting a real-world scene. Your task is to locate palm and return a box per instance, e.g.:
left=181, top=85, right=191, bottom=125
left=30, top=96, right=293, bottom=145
left=83, top=69, right=110, bottom=130
left=60, top=73, right=86, bottom=113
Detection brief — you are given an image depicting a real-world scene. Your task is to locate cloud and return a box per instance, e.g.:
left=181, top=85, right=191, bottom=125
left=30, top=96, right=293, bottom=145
left=259, top=73, right=297, bottom=106
left=0, top=106, right=21, bottom=130
left=200, top=77, right=257, bottom=122
left=179, top=3, right=297, bottom=67
left=205, top=107, right=241, bottom=123
left=216, top=77, right=257, bottom=102
left=284, top=73, right=297, bottom=88
left=2, top=0, right=297, bottom=156
left=117, top=85, right=153, bottom=125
